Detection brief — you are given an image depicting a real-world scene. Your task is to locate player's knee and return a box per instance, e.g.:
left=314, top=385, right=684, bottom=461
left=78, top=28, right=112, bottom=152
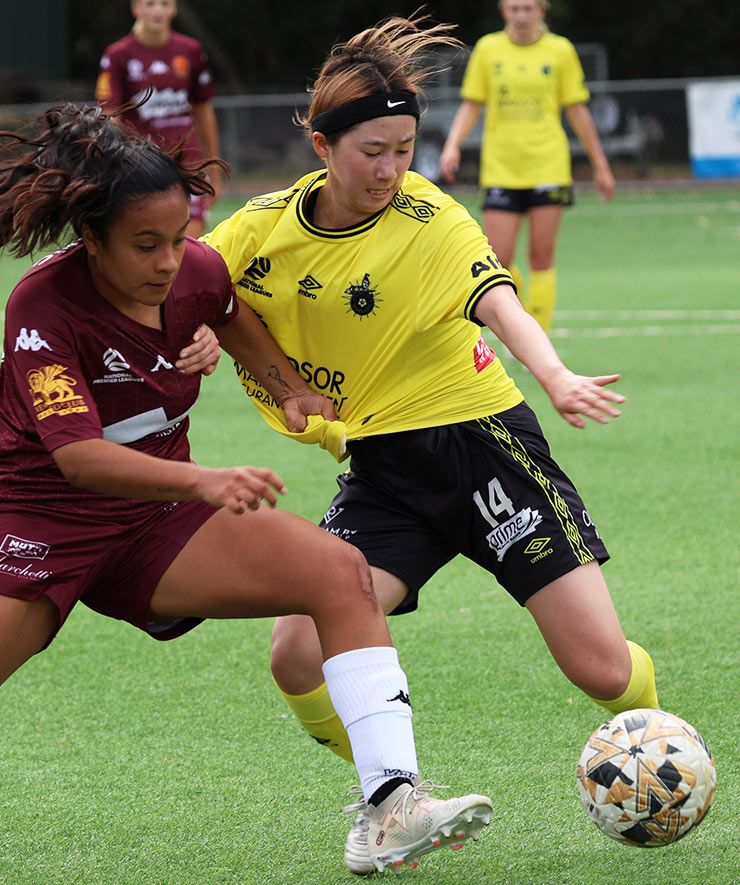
left=270, top=615, right=323, bottom=690
left=325, top=542, right=377, bottom=610
left=576, top=659, right=631, bottom=702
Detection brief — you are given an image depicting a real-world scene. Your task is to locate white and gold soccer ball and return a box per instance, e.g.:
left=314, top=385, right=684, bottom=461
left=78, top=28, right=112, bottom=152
left=577, top=708, right=716, bottom=846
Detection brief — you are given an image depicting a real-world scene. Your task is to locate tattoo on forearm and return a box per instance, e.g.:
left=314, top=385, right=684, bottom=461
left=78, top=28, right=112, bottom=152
left=267, top=365, right=288, bottom=388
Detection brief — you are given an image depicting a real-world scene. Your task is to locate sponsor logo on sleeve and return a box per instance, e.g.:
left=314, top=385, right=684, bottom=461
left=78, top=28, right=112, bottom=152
left=473, top=337, right=496, bottom=372
left=471, top=254, right=504, bottom=278
left=14, top=328, right=51, bottom=352
left=26, top=365, right=89, bottom=420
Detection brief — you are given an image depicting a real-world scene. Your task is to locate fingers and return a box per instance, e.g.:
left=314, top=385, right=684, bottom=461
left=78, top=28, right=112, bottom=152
left=176, top=325, right=221, bottom=375
left=233, top=468, right=286, bottom=514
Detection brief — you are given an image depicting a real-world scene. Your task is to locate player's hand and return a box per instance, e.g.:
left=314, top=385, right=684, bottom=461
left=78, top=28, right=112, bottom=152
left=281, top=390, right=338, bottom=433
left=439, top=144, right=461, bottom=183
left=594, top=165, right=615, bottom=203
left=543, top=368, right=625, bottom=429
left=176, top=324, right=221, bottom=376
left=194, top=465, right=286, bottom=513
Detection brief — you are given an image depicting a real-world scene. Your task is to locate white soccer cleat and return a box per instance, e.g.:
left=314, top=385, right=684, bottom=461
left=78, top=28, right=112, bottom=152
left=365, top=780, right=492, bottom=873
left=343, top=789, right=375, bottom=876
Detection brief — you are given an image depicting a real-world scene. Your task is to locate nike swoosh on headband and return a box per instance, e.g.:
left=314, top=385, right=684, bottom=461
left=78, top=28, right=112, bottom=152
left=386, top=100, right=406, bottom=108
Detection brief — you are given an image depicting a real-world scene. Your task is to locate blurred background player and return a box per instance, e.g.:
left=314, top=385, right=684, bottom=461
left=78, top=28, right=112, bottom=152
left=203, top=11, right=657, bottom=876
left=96, top=0, right=221, bottom=237
left=439, top=0, right=615, bottom=335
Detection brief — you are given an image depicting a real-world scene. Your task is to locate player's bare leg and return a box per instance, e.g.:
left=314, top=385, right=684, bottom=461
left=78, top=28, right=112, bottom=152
left=155, top=518, right=491, bottom=873
left=482, top=209, right=521, bottom=270
left=483, top=209, right=527, bottom=333
left=151, top=506, right=389, bottom=656
left=270, top=566, right=408, bottom=696
left=525, top=205, right=562, bottom=333
left=0, top=595, right=58, bottom=686
left=526, top=560, right=658, bottom=711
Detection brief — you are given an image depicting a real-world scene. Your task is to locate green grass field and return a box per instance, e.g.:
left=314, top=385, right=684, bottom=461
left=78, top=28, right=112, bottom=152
left=1, top=188, right=739, bottom=884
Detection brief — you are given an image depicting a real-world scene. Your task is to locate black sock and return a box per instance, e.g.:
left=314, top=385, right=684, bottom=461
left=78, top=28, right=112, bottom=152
left=368, top=776, right=414, bottom=807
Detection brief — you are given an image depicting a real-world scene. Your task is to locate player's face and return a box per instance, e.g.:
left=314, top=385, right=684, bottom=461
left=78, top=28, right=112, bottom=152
left=83, top=186, right=189, bottom=327
left=500, top=0, right=545, bottom=38
left=314, top=115, right=416, bottom=228
left=132, top=0, right=176, bottom=36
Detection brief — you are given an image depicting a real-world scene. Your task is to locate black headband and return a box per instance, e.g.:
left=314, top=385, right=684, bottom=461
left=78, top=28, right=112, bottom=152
left=311, top=92, right=421, bottom=135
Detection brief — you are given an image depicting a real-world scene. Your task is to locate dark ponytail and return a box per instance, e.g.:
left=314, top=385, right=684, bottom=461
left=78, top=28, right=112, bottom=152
left=0, top=103, right=226, bottom=257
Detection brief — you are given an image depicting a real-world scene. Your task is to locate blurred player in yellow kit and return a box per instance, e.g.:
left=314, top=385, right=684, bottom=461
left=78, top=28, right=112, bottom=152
left=440, top=0, right=615, bottom=334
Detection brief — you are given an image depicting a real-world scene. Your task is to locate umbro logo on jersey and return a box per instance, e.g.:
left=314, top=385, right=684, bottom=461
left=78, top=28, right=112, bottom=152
left=298, top=275, right=323, bottom=300
left=103, top=348, right=130, bottom=372
left=14, top=328, right=51, bottom=352
left=387, top=690, right=411, bottom=707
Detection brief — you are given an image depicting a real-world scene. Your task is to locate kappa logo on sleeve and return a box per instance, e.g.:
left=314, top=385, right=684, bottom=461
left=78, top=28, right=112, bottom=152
left=14, top=328, right=51, bottom=352
left=26, top=364, right=89, bottom=420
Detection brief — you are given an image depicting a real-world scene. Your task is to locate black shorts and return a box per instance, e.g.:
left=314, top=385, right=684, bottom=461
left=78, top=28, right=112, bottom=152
left=319, top=403, right=608, bottom=613
left=482, top=185, right=574, bottom=214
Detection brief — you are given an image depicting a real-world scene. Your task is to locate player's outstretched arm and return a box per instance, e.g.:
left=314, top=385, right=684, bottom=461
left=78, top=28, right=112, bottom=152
left=474, top=285, right=625, bottom=428
left=216, top=304, right=337, bottom=431
left=52, top=438, right=285, bottom=514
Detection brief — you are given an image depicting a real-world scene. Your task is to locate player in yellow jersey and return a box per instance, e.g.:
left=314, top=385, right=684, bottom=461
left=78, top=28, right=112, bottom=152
left=203, top=12, right=656, bottom=876
left=440, top=0, right=615, bottom=334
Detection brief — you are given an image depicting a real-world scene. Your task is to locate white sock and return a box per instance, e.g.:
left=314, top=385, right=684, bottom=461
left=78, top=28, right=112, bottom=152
left=322, top=646, right=418, bottom=802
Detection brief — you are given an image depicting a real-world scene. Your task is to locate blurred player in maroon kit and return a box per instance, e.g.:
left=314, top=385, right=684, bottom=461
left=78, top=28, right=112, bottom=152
left=96, top=0, right=221, bottom=236
left=0, top=104, right=493, bottom=872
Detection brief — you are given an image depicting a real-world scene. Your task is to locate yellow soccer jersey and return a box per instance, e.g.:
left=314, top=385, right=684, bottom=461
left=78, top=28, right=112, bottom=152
left=203, top=170, right=523, bottom=459
left=461, top=31, right=590, bottom=189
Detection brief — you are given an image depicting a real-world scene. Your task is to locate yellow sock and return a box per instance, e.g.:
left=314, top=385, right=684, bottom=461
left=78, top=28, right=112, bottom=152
left=509, top=263, right=526, bottom=307
left=528, top=268, right=557, bottom=334
left=589, top=640, right=659, bottom=716
left=276, top=680, right=354, bottom=762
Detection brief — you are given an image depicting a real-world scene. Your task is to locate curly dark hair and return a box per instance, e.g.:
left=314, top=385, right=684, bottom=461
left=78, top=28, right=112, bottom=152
left=0, top=103, right=227, bottom=257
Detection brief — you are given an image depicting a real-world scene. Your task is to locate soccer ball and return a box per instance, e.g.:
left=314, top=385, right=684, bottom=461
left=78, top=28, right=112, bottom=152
left=577, top=708, right=716, bottom=846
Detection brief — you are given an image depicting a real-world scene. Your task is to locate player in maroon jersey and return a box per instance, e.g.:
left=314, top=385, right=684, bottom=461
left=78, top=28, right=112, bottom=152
left=0, top=104, right=492, bottom=872
left=96, top=0, right=221, bottom=236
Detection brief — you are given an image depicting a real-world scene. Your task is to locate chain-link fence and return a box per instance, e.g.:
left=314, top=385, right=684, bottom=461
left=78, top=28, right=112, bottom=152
left=0, top=74, right=733, bottom=192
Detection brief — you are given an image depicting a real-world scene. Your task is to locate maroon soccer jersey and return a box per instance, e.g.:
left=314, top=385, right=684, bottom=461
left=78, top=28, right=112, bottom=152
left=0, top=238, right=237, bottom=521
left=96, top=31, right=215, bottom=163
